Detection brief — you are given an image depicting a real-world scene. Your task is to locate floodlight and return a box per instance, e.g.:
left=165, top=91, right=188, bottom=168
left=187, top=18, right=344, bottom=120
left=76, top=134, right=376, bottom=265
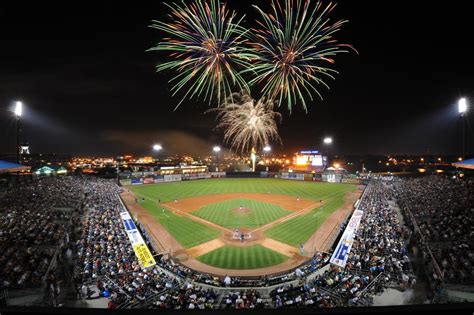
left=15, top=101, right=23, bottom=117
left=458, top=97, right=467, bottom=114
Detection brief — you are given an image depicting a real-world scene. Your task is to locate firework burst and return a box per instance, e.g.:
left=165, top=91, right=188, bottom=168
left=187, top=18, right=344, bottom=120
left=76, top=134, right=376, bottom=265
left=207, top=92, right=282, bottom=153
left=148, top=0, right=254, bottom=109
left=246, top=0, right=356, bottom=113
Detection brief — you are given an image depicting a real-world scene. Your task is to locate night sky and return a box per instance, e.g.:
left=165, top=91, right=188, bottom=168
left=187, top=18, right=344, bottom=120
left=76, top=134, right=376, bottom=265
left=0, top=1, right=473, bottom=157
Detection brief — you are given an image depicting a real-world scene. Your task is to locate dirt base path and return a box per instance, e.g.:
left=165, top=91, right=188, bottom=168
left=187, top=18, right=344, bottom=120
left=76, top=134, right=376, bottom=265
left=260, top=238, right=300, bottom=257
left=162, top=202, right=234, bottom=234
left=162, top=192, right=314, bottom=212
left=186, top=239, right=225, bottom=258
left=304, top=189, right=363, bottom=253
left=161, top=194, right=319, bottom=244
left=120, top=191, right=184, bottom=254
left=251, top=202, right=320, bottom=234
left=121, top=187, right=362, bottom=277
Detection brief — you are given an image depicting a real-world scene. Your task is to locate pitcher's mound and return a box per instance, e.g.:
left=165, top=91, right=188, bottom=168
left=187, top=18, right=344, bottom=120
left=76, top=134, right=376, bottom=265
left=232, top=207, right=251, bottom=215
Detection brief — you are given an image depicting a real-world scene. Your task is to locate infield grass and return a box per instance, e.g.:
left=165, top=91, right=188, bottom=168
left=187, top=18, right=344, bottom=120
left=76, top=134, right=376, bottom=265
left=196, top=245, right=287, bottom=269
left=192, top=198, right=292, bottom=229
left=130, top=179, right=357, bottom=250
left=140, top=199, right=220, bottom=248
left=265, top=196, right=346, bottom=246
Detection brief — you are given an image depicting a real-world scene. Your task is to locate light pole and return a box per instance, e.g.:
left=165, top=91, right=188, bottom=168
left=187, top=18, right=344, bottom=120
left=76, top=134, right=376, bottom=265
left=14, top=101, right=23, bottom=164
left=323, top=137, right=332, bottom=167
left=153, top=144, right=162, bottom=164
left=116, top=156, right=123, bottom=185
left=213, top=146, right=221, bottom=172
left=263, top=146, right=271, bottom=172
left=458, top=98, right=468, bottom=160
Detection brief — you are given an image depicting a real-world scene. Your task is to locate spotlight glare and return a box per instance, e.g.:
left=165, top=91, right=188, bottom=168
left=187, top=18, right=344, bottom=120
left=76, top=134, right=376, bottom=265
left=323, top=137, right=333, bottom=144
left=458, top=97, right=467, bottom=114
left=15, top=101, right=23, bottom=117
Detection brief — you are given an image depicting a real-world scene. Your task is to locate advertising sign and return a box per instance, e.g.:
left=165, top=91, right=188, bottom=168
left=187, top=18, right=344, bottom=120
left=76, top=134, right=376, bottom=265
left=329, top=210, right=364, bottom=268
left=118, top=202, right=156, bottom=269
left=131, top=178, right=143, bottom=185
left=143, top=177, right=155, bottom=184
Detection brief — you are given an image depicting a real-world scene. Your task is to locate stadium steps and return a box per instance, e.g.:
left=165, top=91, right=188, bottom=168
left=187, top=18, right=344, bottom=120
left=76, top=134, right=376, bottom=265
left=445, top=289, right=474, bottom=302
left=6, top=292, right=43, bottom=306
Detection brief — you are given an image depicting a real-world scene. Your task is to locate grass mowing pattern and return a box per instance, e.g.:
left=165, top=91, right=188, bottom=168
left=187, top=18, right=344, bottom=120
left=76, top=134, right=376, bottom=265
left=130, top=179, right=357, bottom=249
left=192, top=198, right=292, bottom=229
left=265, top=196, right=346, bottom=247
left=196, top=245, right=287, bottom=269
left=129, top=178, right=354, bottom=203
left=140, top=199, right=220, bottom=248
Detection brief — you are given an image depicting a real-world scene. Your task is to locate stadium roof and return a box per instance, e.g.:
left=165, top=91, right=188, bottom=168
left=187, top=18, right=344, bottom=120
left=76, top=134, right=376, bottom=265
left=0, top=160, right=30, bottom=174
left=452, top=158, right=474, bottom=170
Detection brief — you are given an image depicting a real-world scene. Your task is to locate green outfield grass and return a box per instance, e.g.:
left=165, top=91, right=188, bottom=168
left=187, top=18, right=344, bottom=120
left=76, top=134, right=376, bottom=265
left=264, top=195, right=346, bottom=246
left=129, top=178, right=354, bottom=203
left=192, top=198, right=292, bottom=229
left=140, top=199, right=220, bottom=248
left=129, top=178, right=357, bottom=259
left=196, top=245, right=287, bottom=269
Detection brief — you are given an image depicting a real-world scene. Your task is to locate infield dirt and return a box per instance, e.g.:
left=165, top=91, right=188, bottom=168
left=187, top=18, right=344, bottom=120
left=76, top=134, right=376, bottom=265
left=121, top=186, right=363, bottom=277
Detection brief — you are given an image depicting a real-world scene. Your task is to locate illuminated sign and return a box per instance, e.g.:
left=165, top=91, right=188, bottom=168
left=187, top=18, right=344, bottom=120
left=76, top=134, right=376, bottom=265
left=296, top=156, right=308, bottom=165
left=294, top=152, right=325, bottom=167
left=312, top=155, right=323, bottom=166
left=300, top=150, right=319, bottom=154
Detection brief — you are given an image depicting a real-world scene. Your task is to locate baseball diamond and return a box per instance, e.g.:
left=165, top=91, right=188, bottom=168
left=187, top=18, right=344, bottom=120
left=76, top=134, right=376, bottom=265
left=123, top=178, right=361, bottom=276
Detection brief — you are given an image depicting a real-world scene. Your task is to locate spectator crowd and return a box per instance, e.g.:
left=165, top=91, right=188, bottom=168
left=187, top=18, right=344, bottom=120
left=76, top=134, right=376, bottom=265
left=5, top=174, right=471, bottom=309
left=394, top=175, right=474, bottom=297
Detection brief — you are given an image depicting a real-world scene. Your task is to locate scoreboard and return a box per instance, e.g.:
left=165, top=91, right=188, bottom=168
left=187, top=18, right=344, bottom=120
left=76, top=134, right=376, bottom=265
left=294, top=150, right=328, bottom=167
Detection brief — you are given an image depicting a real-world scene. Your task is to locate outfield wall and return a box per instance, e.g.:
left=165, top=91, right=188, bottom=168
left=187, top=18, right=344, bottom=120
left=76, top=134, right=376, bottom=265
left=122, top=170, right=362, bottom=186
left=121, top=171, right=226, bottom=185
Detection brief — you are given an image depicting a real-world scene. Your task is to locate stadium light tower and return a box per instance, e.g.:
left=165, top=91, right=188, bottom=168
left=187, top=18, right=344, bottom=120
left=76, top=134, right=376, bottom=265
left=263, top=146, right=271, bottom=171
left=323, top=137, right=333, bottom=166
left=213, top=146, right=221, bottom=172
left=15, top=101, right=23, bottom=164
left=116, top=156, right=123, bottom=185
left=153, top=144, right=162, bottom=165
left=458, top=98, right=468, bottom=160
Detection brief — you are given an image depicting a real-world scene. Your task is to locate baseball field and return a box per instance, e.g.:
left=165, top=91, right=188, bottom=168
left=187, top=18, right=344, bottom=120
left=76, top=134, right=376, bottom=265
left=123, top=178, right=361, bottom=276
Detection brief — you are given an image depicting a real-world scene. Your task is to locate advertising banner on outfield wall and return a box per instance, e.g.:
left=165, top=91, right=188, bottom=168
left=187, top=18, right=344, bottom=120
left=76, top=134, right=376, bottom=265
left=143, top=177, right=155, bottom=184
left=118, top=205, right=156, bottom=269
left=131, top=178, right=143, bottom=185
left=329, top=209, right=364, bottom=268
left=120, top=179, right=131, bottom=186
left=210, top=172, right=226, bottom=178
